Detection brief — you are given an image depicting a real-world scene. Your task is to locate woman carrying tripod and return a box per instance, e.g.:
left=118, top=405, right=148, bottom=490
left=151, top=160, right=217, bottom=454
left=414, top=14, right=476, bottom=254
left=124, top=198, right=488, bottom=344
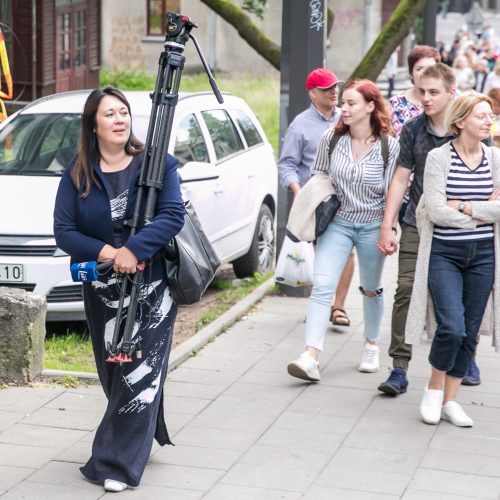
left=54, top=87, right=184, bottom=492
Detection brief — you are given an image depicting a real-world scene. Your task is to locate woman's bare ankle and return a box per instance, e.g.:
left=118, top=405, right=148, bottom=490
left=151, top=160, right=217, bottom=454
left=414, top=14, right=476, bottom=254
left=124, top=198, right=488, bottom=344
left=306, top=346, right=320, bottom=361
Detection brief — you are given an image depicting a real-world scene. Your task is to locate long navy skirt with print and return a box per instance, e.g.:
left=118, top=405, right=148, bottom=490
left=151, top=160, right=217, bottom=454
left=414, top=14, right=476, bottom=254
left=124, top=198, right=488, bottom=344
left=80, top=276, right=177, bottom=487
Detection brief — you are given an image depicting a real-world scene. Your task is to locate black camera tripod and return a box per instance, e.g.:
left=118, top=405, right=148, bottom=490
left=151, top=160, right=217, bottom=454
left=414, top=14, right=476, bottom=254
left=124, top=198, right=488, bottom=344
left=106, top=12, right=223, bottom=363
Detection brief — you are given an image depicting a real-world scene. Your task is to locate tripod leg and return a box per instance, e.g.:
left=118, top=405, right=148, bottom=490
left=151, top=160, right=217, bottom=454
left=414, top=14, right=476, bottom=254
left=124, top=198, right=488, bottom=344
left=117, top=271, right=143, bottom=363
left=106, top=275, right=127, bottom=362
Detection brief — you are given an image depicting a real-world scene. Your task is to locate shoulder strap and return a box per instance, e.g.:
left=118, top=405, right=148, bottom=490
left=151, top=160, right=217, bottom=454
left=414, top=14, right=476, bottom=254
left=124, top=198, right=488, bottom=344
left=329, top=131, right=390, bottom=170
left=328, top=133, right=341, bottom=159
left=380, top=133, right=389, bottom=170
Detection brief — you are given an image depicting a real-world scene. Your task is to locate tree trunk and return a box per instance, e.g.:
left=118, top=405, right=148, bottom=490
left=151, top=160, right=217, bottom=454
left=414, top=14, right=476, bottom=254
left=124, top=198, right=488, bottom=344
left=200, top=0, right=281, bottom=70
left=349, top=0, right=429, bottom=81
left=199, top=0, right=426, bottom=79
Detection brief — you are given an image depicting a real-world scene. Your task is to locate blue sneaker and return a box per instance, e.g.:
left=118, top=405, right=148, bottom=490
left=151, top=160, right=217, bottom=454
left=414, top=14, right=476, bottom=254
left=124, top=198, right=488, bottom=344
left=378, top=368, right=408, bottom=396
left=461, top=358, right=481, bottom=386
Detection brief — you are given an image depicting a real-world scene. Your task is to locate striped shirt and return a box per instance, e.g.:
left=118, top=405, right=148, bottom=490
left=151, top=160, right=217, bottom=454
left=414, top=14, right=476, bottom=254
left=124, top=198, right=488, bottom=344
left=312, top=129, right=399, bottom=223
left=433, top=143, right=494, bottom=241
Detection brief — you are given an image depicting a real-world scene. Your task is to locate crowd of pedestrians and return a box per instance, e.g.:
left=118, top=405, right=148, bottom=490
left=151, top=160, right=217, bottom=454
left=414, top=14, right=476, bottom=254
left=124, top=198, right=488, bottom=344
left=279, top=23, right=500, bottom=430
left=438, top=24, right=500, bottom=143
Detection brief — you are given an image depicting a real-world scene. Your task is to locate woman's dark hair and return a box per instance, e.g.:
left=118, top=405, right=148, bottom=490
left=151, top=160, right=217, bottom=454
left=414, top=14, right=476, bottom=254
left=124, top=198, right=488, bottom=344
left=335, top=79, right=393, bottom=137
left=407, top=45, right=441, bottom=77
left=71, top=86, right=144, bottom=197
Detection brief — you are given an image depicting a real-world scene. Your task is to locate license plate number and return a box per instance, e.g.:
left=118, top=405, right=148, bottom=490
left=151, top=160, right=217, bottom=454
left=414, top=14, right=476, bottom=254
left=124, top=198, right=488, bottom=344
left=0, top=264, right=24, bottom=283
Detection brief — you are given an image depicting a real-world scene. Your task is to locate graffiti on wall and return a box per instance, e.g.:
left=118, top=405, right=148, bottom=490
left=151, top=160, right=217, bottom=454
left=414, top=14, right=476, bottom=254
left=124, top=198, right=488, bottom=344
left=333, top=8, right=362, bottom=30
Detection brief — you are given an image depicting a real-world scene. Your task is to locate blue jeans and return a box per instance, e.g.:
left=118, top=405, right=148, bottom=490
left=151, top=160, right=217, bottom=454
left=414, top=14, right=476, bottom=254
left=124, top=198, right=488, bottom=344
left=305, top=217, right=386, bottom=351
left=428, top=238, right=495, bottom=378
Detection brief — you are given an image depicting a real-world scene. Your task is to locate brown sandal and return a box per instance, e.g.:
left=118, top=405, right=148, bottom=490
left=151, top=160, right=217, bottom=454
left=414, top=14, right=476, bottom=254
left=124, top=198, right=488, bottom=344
left=330, top=307, right=350, bottom=327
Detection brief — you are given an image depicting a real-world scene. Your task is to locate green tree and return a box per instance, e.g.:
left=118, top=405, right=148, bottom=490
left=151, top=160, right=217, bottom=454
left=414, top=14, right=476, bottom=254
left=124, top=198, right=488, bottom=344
left=350, top=0, right=428, bottom=80
left=199, top=0, right=334, bottom=71
left=201, top=0, right=428, bottom=80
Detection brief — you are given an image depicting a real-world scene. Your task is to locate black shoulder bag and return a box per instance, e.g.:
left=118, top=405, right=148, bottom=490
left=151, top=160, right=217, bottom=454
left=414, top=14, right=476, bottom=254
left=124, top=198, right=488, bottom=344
left=163, top=200, right=221, bottom=305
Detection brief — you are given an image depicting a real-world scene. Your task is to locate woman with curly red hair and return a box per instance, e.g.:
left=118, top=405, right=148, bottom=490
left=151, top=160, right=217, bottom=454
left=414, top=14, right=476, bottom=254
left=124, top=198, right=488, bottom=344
left=287, top=80, right=400, bottom=381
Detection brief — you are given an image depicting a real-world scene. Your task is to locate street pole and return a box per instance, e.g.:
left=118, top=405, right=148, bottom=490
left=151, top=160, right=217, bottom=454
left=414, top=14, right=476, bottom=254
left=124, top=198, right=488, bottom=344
left=277, top=0, right=327, bottom=296
left=422, top=0, right=438, bottom=46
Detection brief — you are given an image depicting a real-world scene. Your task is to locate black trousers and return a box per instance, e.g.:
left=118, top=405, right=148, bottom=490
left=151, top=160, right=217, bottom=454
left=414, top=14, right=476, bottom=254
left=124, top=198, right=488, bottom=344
left=80, top=278, right=177, bottom=487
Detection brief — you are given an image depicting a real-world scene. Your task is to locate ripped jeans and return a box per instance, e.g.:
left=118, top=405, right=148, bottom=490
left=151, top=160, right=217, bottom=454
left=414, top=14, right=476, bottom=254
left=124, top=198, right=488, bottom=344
left=305, top=216, right=386, bottom=351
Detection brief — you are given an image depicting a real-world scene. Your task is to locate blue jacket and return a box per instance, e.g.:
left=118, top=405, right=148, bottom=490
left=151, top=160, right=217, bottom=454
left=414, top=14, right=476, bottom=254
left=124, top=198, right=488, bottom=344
left=53, top=152, right=185, bottom=281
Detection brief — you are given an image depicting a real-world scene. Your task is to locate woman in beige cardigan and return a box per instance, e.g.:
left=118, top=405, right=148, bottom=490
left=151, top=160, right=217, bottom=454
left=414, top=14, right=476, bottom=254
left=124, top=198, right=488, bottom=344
left=405, top=92, right=500, bottom=428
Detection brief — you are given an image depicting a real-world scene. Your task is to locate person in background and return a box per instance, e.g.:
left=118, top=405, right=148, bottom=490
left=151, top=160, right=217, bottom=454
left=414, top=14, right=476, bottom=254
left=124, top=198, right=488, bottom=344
left=53, top=87, right=185, bottom=492
left=474, top=58, right=490, bottom=93
left=483, top=58, right=500, bottom=95
left=287, top=79, right=399, bottom=382
left=385, top=48, right=399, bottom=99
left=389, top=46, right=441, bottom=137
left=453, top=54, right=476, bottom=92
left=377, top=64, right=458, bottom=396
left=488, top=87, right=500, bottom=147
left=406, top=91, right=500, bottom=427
left=278, top=67, right=355, bottom=328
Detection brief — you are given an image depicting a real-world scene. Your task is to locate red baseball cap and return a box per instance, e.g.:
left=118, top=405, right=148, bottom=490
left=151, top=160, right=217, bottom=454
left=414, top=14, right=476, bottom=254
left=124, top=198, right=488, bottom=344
left=306, top=68, right=343, bottom=90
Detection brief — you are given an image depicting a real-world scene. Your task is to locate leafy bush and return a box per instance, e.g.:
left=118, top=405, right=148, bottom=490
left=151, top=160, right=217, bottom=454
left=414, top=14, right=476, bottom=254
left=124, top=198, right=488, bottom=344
left=100, top=69, right=279, bottom=155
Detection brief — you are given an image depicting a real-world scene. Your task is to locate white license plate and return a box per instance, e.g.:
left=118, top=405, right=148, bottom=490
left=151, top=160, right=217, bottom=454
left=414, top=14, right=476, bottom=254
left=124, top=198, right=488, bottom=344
left=0, top=264, right=24, bottom=283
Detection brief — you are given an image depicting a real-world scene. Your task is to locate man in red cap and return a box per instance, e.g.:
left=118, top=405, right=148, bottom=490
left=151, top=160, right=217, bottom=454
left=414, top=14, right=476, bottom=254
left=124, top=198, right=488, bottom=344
left=279, top=67, right=354, bottom=329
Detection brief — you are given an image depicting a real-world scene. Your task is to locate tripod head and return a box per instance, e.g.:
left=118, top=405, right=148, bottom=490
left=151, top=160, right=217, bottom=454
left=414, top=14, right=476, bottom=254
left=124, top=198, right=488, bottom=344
left=165, top=13, right=197, bottom=52
left=164, top=12, right=223, bottom=104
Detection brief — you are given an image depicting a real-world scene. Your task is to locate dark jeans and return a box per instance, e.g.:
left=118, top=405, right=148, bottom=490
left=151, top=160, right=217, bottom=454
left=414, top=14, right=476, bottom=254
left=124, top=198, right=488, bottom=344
left=389, top=224, right=419, bottom=370
left=428, top=238, right=495, bottom=378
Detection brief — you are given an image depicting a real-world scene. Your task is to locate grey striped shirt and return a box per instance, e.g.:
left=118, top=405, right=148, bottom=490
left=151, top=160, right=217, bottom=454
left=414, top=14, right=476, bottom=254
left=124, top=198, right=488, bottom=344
left=312, top=129, right=399, bottom=223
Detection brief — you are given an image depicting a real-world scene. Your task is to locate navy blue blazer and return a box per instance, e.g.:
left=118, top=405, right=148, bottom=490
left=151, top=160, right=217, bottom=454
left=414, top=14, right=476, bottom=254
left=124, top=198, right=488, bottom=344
left=53, top=152, right=185, bottom=281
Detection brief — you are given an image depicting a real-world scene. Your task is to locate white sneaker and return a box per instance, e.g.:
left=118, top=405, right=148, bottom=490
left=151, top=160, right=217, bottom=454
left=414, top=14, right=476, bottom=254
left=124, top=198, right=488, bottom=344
left=358, top=344, right=379, bottom=373
left=287, top=351, right=320, bottom=381
left=420, top=386, right=444, bottom=425
left=104, top=479, right=128, bottom=492
left=441, top=401, right=473, bottom=427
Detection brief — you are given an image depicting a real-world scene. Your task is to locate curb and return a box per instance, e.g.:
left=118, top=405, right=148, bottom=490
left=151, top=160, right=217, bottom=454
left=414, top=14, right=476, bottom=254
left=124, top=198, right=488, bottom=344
left=41, top=277, right=275, bottom=381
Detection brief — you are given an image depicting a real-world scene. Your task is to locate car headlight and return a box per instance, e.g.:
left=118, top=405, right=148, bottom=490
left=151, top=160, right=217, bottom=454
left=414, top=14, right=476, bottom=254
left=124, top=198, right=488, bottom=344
left=53, top=247, right=69, bottom=257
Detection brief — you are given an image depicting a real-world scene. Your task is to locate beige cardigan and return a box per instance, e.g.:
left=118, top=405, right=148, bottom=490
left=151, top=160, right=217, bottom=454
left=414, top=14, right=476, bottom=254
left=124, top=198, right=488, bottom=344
left=405, top=142, right=500, bottom=350
left=286, top=173, right=336, bottom=242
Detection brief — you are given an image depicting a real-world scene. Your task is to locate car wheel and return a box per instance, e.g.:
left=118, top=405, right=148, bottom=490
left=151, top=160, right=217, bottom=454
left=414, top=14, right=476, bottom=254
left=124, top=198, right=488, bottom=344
left=233, top=204, right=274, bottom=278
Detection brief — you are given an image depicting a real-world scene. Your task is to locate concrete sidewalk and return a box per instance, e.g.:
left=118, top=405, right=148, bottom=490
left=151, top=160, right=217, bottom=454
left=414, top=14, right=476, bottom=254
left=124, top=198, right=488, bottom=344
left=2, top=254, right=500, bottom=499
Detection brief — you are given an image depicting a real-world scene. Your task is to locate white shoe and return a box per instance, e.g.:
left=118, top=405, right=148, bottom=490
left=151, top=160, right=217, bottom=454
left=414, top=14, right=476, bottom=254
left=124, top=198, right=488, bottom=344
left=358, top=344, right=379, bottom=373
left=420, top=386, right=444, bottom=425
left=287, top=351, right=320, bottom=381
left=441, top=401, right=473, bottom=427
left=104, top=479, right=128, bottom=492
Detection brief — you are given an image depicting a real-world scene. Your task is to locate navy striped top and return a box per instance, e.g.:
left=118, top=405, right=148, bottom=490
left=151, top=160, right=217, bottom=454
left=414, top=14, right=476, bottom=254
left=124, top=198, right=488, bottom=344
left=433, top=143, right=494, bottom=241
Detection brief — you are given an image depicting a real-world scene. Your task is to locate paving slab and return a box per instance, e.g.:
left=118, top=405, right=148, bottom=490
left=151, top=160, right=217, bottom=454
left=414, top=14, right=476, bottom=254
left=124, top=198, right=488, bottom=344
left=0, top=411, right=26, bottom=432
left=203, top=483, right=301, bottom=500
left=114, top=485, right=203, bottom=500
left=150, top=443, right=241, bottom=470
left=0, top=443, right=56, bottom=468
left=3, top=253, right=500, bottom=498
left=0, top=482, right=103, bottom=500
left=0, top=465, right=37, bottom=490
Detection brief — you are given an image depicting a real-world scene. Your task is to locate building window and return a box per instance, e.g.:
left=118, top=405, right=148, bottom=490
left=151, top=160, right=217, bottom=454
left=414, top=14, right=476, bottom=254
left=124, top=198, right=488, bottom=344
left=147, top=1, right=181, bottom=36
left=73, top=10, right=87, bottom=67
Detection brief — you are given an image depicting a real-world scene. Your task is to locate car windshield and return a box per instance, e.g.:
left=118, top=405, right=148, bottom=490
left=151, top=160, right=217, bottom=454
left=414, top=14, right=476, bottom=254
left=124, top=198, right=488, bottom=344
left=0, top=113, right=81, bottom=176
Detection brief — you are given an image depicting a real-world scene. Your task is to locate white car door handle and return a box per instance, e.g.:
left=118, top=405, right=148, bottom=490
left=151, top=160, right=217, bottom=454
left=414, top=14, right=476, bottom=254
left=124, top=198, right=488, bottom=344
left=214, top=188, right=223, bottom=195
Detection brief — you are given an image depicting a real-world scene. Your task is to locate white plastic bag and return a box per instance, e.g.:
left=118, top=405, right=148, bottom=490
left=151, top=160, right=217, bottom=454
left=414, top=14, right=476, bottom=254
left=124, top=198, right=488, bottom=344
left=275, top=236, right=315, bottom=286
